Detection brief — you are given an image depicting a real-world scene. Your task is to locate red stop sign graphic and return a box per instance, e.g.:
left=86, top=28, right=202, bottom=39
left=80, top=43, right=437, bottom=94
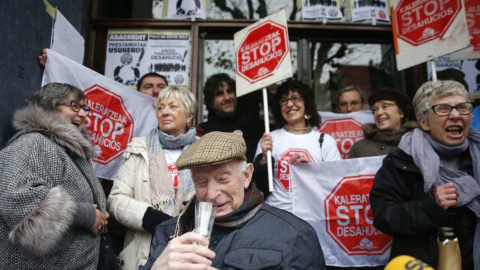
left=325, top=175, right=392, bottom=255
left=84, top=84, right=134, bottom=165
left=236, top=21, right=289, bottom=83
left=320, top=118, right=364, bottom=159
left=465, top=0, right=480, bottom=50
left=394, top=0, right=462, bottom=46
left=277, top=149, right=313, bottom=192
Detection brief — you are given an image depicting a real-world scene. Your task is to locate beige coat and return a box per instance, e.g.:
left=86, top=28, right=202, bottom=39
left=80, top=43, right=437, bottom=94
left=107, top=137, right=154, bottom=270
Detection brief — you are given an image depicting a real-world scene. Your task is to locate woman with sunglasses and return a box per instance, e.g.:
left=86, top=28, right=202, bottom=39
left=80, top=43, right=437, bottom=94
left=0, top=83, right=108, bottom=269
left=253, top=79, right=341, bottom=212
left=370, top=80, right=480, bottom=269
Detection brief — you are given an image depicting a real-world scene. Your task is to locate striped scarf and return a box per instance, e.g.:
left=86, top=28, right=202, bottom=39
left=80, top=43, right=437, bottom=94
left=174, top=183, right=264, bottom=237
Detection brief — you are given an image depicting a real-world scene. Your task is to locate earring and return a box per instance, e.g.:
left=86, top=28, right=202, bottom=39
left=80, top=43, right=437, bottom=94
left=304, top=114, right=311, bottom=120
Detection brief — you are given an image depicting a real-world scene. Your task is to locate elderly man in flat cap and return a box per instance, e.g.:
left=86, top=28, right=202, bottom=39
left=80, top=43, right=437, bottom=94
left=141, top=131, right=325, bottom=270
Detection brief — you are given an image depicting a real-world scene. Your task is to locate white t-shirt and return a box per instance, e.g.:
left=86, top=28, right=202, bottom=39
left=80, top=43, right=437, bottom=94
left=163, top=147, right=182, bottom=215
left=255, top=128, right=341, bottom=213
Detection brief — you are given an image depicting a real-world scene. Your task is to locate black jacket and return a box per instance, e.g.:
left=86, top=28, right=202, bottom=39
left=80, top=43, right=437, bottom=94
left=141, top=204, right=326, bottom=270
left=196, top=111, right=265, bottom=163
left=370, top=147, right=476, bottom=269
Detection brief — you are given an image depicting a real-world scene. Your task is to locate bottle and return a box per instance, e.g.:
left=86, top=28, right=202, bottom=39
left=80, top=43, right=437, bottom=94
left=437, top=227, right=462, bottom=270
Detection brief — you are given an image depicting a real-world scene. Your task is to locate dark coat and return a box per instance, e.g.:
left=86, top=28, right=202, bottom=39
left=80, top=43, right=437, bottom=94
left=141, top=204, right=326, bottom=270
left=196, top=111, right=265, bottom=163
left=348, top=121, right=418, bottom=158
left=370, top=147, right=476, bottom=269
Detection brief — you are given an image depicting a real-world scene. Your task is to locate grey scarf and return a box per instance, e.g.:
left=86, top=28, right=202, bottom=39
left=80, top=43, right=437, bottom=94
left=398, top=127, right=480, bottom=269
left=155, top=127, right=197, bottom=149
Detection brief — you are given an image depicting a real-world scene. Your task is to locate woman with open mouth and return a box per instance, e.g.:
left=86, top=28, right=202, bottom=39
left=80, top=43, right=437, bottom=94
left=370, top=80, right=480, bottom=270
left=0, top=83, right=108, bottom=269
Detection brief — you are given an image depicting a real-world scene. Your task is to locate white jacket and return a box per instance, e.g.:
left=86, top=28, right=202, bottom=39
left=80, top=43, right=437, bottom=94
left=107, top=137, right=155, bottom=270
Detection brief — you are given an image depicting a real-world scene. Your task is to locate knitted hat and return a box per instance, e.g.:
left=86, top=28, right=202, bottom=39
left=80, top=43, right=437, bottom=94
left=176, top=131, right=247, bottom=170
left=368, top=88, right=413, bottom=119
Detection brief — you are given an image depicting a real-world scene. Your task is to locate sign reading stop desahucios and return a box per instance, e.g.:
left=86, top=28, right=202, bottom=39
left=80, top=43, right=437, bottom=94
left=234, top=9, right=292, bottom=97
left=392, top=0, right=470, bottom=70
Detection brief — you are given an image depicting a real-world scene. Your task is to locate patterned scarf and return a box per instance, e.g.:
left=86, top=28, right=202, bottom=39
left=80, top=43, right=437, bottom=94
left=146, top=127, right=196, bottom=215
left=174, top=183, right=264, bottom=237
left=215, top=183, right=264, bottom=228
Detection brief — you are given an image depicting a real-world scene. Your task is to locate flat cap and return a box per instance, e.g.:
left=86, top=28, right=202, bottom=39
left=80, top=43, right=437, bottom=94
left=176, top=131, right=247, bottom=170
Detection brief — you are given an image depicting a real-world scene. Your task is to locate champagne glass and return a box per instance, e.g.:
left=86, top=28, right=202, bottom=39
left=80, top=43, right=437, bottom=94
left=193, top=201, right=217, bottom=245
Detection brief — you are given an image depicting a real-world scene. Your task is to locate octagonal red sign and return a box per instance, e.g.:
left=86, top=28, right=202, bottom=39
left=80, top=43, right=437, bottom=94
left=325, top=175, right=392, bottom=255
left=320, top=118, right=364, bottom=159
left=236, top=20, right=289, bottom=83
left=277, top=148, right=313, bottom=192
left=84, top=84, right=134, bottom=165
left=394, top=0, right=462, bottom=46
left=465, top=0, right=480, bottom=51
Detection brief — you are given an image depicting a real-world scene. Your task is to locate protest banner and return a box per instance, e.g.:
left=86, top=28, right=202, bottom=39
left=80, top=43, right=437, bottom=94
left=234, top=8, right=292, bottom=96
left=319, top=111, right=374, bottom=159
left=450, top=0, right=480, bottom=60
left=234, top=9, right=293, bottom=192
left=42, top=49, right=158, bottom=180
left=292, top=156, right=391, bottom=267
left=392, top=0, right=470, bottom=70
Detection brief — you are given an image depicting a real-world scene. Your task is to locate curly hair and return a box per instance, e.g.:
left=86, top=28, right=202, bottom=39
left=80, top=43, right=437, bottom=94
left=203, top=73, right=235, bottom=115
left=273, top=79, right=321, bottom=128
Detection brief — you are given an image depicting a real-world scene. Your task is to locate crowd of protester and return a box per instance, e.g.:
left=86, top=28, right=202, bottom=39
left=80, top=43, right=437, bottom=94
left=1, top=55, right=479, bottom=270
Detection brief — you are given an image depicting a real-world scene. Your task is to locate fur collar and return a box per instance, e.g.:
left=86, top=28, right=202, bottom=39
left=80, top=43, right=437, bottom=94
left=10, top=105, right=93, bottom=158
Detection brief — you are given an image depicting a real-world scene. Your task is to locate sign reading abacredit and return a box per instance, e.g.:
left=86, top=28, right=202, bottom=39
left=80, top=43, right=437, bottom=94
left=325, top=175, right=392, bottom=256
left=392, top=0, right=469, bottom=70
left=234, top=9, right=292, bottom=97
left=84, top=85, right=134, bottom=165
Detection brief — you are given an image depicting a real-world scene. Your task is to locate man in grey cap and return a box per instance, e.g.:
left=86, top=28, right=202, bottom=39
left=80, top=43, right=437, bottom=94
left=141, top=131, right=325, bottom=270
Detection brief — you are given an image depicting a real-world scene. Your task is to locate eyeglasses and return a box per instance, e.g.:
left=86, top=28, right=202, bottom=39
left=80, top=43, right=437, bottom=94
left=338, top=100, right=362, bottom=108
left=280, top=95, right=302, bottom=106
left=56, top=100, right=91, bottom=115
left=423, top=102, right=473, bottom=116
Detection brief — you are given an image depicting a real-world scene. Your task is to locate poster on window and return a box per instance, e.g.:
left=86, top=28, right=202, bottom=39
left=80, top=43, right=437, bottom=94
left=302, top=0, right=344, bottom=22
left=345, top=0, right=391, bottom=24
left=427, top=55, right=480, bottom=93
left=164, top=0, right=208, bottom=19
left=104, top=30, right=149, bottom=87
left=145, top=30, right=191, bottom=86
left=104, top=29, right=191, bottom=87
